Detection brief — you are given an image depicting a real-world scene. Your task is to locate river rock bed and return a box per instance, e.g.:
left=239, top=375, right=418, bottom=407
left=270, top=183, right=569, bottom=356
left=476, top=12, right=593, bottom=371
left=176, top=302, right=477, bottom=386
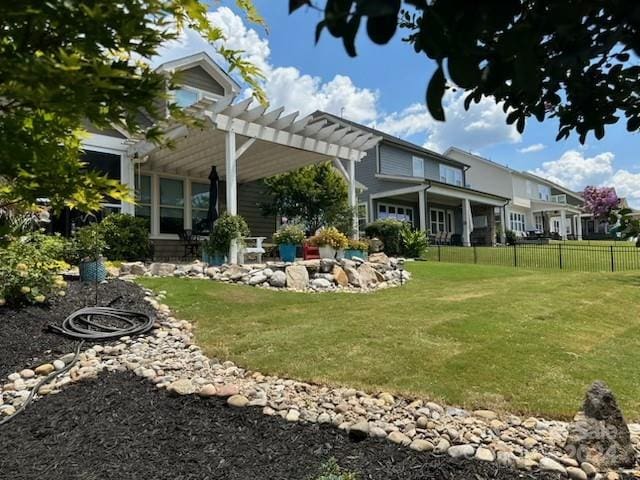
left=1, top=283, right=638, bottom=479
left=118, top=252, right=411, bottom=292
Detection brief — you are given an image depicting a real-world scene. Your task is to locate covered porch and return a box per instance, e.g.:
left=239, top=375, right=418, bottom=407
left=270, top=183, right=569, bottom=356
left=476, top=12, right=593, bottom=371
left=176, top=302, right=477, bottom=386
left=367, top=182, right=509, bottom=246
left=126, top=96, right=379, bottom=262
left=530, top=202, right=582, bottom=241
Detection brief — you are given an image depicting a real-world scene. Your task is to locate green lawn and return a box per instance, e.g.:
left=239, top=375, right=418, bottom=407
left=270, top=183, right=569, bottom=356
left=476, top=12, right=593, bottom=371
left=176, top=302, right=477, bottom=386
left=139, top=262, right=640, bottom=420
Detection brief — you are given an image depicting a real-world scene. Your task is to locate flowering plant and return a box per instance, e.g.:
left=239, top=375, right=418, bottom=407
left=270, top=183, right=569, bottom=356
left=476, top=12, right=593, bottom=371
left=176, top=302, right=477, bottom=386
left=309, top=227, right=349, bottom=249
left=273, top=224, right=306, bottom=245
left=583, top=186, right=620, bottom=219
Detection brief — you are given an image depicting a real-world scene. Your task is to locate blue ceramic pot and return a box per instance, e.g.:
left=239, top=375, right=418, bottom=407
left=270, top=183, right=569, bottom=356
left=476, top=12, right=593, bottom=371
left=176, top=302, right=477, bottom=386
left=278, top=243, right=297, bottom=262
left=203, top=251, right=226, bottom=266
left=79, top=260, right=107, bottom=283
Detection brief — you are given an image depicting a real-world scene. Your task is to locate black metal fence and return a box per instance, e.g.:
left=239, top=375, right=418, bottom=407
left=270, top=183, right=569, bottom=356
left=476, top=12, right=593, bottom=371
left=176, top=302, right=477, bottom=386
left=425, top=243, right=640, bottom=272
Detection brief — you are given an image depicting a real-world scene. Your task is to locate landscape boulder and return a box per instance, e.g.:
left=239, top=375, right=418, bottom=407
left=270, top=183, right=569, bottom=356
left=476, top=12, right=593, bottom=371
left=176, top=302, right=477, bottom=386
left=149, top=263, right=176, bottom=277
left=368, top=252, right=390, bottom=266
left=285, top=265, right=309, bottom=290
left=564, top=380, right=636, bottom=470
left=357, top=263, right=379, bottom=288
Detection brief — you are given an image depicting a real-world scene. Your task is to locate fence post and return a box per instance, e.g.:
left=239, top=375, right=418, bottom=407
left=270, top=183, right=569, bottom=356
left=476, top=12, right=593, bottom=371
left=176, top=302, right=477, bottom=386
left=559, top=243, right=563, bottom=270
left=438, top=245, right=441, bottom=262
left=473, top=245, right=478, bottom=264
left=610, top=245, right=615, bottom=272
left=513, top=244, right=517, bottom=267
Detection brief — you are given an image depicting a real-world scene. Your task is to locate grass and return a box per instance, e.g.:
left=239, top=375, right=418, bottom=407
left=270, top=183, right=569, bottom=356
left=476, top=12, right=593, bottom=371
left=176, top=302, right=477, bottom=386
left=139, top=262, right=640, bottom=420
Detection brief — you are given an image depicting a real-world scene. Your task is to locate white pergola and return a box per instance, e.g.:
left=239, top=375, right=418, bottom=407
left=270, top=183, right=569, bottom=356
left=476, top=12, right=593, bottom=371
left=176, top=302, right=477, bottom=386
left=127, top=96, right=381, bottom=262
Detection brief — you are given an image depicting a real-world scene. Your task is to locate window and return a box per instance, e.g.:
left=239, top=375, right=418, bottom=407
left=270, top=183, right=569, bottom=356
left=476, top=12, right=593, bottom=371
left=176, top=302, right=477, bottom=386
left=159, top=178, right=184, bottom=234
left=191, top=182, right=210, bottom=233
left=439, top=164, right=463, bottom=186
left=82, top=149, right=122, bottom=208
left=174, top=88, right=199, bottom=108
left=534, top=213, right=544, bottom=232
left=378, top=203, right=413, bottom=224
left=412, top=156, right=424, bottom=178
left=473, top=216, right=488, bottom=228
left=357, top=203, right=368, bottom=233
left=135, top=174, right=152, bottom=230
left=538, top=185, right=551, bottom=201
left=430, top=208, right=446, bottom=233
left=509, top=212, right=526, bottom=232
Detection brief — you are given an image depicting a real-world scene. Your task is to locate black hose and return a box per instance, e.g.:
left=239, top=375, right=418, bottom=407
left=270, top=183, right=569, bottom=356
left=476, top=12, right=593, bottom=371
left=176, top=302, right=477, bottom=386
left=1, top=306, right=153, bottom=426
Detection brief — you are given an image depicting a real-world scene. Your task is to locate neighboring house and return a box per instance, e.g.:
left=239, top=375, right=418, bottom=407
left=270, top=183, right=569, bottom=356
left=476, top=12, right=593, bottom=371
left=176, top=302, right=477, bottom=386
left=55, top=52, right=378, bottom=261
left=316, top=113, right=510, bottom=246
left=580, top=197, right=640, bottom=240
left=445, top=148, right=585, bottom=241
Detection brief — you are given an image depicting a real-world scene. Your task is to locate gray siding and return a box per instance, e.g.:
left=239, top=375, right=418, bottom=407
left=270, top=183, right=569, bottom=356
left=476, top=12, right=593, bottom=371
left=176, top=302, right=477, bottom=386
left=179, top=66, right=225, bottom=95
left=378, top=143, right=448, bottom=183
left=217, top=180, right=275, bottom=239
left=352, top=147, right=418, bottom=200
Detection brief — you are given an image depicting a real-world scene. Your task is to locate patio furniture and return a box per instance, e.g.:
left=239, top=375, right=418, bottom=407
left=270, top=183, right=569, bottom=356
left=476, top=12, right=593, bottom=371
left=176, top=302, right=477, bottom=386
left=303, top=243, right=320, bottom=260
left=238, top=237, right=266, bottom=264
left=178, top=229, right=199, bottom=259
left=443, top=232, right=453, bottom=245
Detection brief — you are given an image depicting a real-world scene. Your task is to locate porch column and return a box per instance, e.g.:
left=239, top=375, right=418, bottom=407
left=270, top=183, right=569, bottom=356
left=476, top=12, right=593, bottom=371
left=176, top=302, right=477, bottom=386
left=418, top=188, right=427, bottom=233
left=462, top=198, right=471, bottom=247
left=500, top=207, right=507, bottom=244
left=576, top=214, right=583, bottom=240
left=348, top=158, right=358, bottom=238
left=225, top=130, right=238, bottom=263
left=559, top=209, right=567, bottom=240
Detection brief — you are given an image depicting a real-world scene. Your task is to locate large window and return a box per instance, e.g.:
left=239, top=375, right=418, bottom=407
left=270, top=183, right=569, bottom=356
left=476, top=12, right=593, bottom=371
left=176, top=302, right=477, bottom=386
left=430, top=208, right=446, bottom=233
left=135, top=174, right=152, bottom=230
left=82, top=149, right=122, bottom=208
left=378, top=203, right=413, bottom=224
left=534, top=213, right=544, bottom=232
left=357, top=203, right=368, bottom=233
left=538, top=185, right=551, bottom=201
left=510, top=212, right=526, bottom=232
left=191, top=182, right=210, bottom=233
left=159, top=178, right=184, bottom=234
left=439, top=164, right=463, bottom=186
left=412, top=156, right=424, bottom=178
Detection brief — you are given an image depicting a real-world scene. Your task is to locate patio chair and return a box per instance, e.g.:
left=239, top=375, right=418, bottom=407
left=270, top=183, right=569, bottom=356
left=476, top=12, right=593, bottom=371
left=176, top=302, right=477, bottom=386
left=434, top=231, right=444, bottom=245
left=238, top=237, right=266, bottom=264
left=178, top=229, right=199, bottom=260
left=443, top=232, right=453, bottom=245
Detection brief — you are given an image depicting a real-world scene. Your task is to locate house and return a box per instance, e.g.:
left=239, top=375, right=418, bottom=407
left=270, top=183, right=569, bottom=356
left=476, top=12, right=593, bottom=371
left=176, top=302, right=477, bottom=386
left=445, top=148, right=585, bottom=241
left=580, top=197, right=640, bottom=240
left=315, top=113, right=510, bottom=246
left=56, top=52, right=379, bottom=261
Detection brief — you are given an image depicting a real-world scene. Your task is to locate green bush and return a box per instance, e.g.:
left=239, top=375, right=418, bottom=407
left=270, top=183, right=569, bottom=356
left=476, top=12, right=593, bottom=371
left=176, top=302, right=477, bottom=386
left=0, top=232, right=68, bottom=306
left=203, top=213, right=249, bottom=255
left=401, top=226, right=429, bottom=258
left=364, top=219, right=405, bottom=255
left=505, top=229, right=517, bottom=245
left=66, top=223, right=107, bottom=264
left=312, top=459, right=357, bottom=480
left=99, top=213, right=152, bottom=261
left=347, top=238, right=369, bottom=252
left=273, top=224, right=306, bottom=245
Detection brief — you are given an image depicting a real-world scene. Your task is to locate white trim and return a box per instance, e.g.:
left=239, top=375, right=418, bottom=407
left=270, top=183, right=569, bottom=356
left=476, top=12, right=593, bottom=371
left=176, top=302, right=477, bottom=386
left=370, top=184, right=428, bottom=199
left=428, top=184, right=506, bottom=207
left=430, top=208, right=447, bottom=233
left=155, top=51, right=241, bottom=94
left=377, top=202, right=415, bottom=225
left=83, top=133, right=128, bottom=152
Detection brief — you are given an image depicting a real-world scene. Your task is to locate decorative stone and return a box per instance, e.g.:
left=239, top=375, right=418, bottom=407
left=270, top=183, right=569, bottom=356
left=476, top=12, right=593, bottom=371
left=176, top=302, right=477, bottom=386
left=167, top=379, right=196, bottom=396
left=496, top=451, right=518, bottom=468
left=378, top=392, right=394, bottom=405
left=357, top=263, right=379, bottom=288
left=311, top=278, right=332, bottom=289
left=474, top=447, right=495, bottom=462
left=410, top=439, right=434, bottom=452
left=580, top=462, right=597, bottom=477
left=539, top=457, right=567, bottom=475
left=149, top=263, right=176, bottom=276
left=332, top=265, right=349, bottom=287
left=285, top=409, right=300, bottom=422
left=317, top=413, right=331, bottom=424
left=349, top=421, right=370, bottom=441
left=564, top=381, right=636, bottom=469
left=368, top=252, right=390, bottom=266
left=19, top=369, right=35, bottom=379
left=53, top=360, right=66, bottom=371
left=388, top=431, right=411, bottom=446
left=343, top=266, right=361, bottom=287
left=319, top=258, right=335, bottom=273
left=197, top=384, right=217, bottom=397
left=215, top=384, right=240, bottom=397
left=566, top=467, right=588, bottom=480
left=227, top=394, right=249, bottom=408
left=448, top=444, right=475, bottom=458
left=434, top=438, right=451, bottom=454
left=285, top=265, right=309, bottom=290
left=474, top=410, right=497, bottom=421
left=35, top=363, right=55, bottom=376
left=248, top=273, right=268, bottom=285
left=269, top=270, right=286, bottom=288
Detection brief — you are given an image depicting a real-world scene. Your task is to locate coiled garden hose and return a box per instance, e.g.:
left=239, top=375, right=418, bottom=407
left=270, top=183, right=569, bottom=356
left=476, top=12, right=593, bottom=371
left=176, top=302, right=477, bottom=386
left=0, top=306, right=153, bottom=426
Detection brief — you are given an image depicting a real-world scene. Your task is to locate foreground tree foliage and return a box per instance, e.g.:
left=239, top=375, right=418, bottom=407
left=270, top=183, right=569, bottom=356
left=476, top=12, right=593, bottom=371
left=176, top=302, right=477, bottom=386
left=0, top=0, right=265, bottom=212
left=291, top=0, right=640, bottom=143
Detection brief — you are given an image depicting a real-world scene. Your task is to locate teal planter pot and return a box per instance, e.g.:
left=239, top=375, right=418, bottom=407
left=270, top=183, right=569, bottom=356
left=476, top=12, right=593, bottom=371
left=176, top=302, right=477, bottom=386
left=343, top=249, right=366, bottom=260
left=203, top=251, right=226, bottom=266
left=278, top=243, right=297, bottom=262
left=79, top=260, right=107, bottom=283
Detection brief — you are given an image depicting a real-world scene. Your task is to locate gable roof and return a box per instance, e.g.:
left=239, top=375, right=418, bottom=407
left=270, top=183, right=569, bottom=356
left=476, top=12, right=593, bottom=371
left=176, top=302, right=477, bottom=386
left=314, top=111, right=469, bottom=170
left=155, top=51, right=241, bottom=95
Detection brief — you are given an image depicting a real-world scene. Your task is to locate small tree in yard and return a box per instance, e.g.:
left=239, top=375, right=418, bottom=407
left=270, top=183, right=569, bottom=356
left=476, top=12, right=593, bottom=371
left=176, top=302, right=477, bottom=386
left=0, top=0, right=265, bottom=213
left=261, top=163, right=353, bottom=235
left=582, top=186, right=639, bottom=246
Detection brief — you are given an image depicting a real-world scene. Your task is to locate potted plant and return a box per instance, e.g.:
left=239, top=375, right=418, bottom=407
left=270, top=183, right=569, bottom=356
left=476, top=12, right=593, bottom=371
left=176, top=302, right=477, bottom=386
left=309, top=227, right=348, bottom=259
left=72, top=223, right=108, bottom=283
left=273, top=224, right=305, bottom=262
left=202, top=213, right=249, bottom=266
left=344, top=238, right=369, bottom=260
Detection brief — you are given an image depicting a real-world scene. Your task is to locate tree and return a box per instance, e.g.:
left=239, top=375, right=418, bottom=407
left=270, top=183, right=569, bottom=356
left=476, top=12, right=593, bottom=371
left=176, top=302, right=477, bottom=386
left=290, top=1, right=640, bottom=143
left=261, top=162, right=352, bottom=234
left=0, top=0, right=266, bottom=212
left=583, top=186, right=639, bottom=246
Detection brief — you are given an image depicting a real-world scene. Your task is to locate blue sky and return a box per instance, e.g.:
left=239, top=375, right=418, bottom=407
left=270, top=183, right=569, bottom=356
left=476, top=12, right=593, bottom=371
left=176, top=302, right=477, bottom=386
left=157, top=2, right=640, bottom=206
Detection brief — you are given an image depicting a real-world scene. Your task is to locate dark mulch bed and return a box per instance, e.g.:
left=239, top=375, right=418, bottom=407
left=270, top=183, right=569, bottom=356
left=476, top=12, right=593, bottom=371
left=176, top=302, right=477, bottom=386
left=0, top=280, right=154, bottom=380
left=0, top=373, right=564, bottom=480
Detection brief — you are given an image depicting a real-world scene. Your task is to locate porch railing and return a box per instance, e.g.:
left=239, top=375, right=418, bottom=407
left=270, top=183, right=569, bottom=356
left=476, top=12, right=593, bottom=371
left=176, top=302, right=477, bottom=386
left=425, top=243, right=640, bottom=272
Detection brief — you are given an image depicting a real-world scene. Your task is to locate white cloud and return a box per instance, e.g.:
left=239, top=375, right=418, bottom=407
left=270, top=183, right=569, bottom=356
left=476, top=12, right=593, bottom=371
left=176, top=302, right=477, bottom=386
left=518, top=143, right=546, bottom=154
left=530, top=150, right=640, bottom=208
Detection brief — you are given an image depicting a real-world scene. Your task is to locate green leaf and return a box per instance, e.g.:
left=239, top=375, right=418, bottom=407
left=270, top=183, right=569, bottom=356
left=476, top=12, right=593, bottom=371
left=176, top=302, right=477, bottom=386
left=448, top=53, right=480, bottom=89
left=426, top=66, right=446, bottom=121
left=289, top=0, right=310, bottom=14
left=366, top=13, right=397, bottom=45
left=342, top=14, right=361, bottom=57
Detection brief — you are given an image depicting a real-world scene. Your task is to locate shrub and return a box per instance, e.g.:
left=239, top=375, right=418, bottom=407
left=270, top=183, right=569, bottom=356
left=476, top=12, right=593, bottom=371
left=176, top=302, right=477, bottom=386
left=312, top=459, right=358, bottom=480
left=66, top=223, right=107, bottom=264
left=203, top=213, right=249, bottom=255
left=505, top=229, right=517, bottom=245
left=0, top=232, right=68, bottom=306
left=99, top=213, right=152, bottom=261
left=401, top=226, right=429, bottom=258
left=273, top=224, right=306, bottom=245
left=364, top=219, right=406, bottom=255
left=309, top=227, right=348, bottom=249
left=347, top=238, right=369, bottom=252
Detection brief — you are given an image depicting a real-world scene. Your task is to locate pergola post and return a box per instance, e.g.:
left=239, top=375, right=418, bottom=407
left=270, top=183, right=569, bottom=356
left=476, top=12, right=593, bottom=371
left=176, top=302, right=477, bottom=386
left=462, top=198, right=472, bottom=247
left=348, top=158, right=358, bottom=239
left=418, top=188, right=427, bottom=233
left=225, top=129, right=238, bottom=264
left=559, top=209, right=567, bottom=240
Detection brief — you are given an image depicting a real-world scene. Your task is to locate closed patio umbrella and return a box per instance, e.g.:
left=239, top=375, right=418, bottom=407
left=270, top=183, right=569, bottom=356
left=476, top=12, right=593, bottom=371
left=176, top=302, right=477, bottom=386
left=206, top=166, right=219, bottom=232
